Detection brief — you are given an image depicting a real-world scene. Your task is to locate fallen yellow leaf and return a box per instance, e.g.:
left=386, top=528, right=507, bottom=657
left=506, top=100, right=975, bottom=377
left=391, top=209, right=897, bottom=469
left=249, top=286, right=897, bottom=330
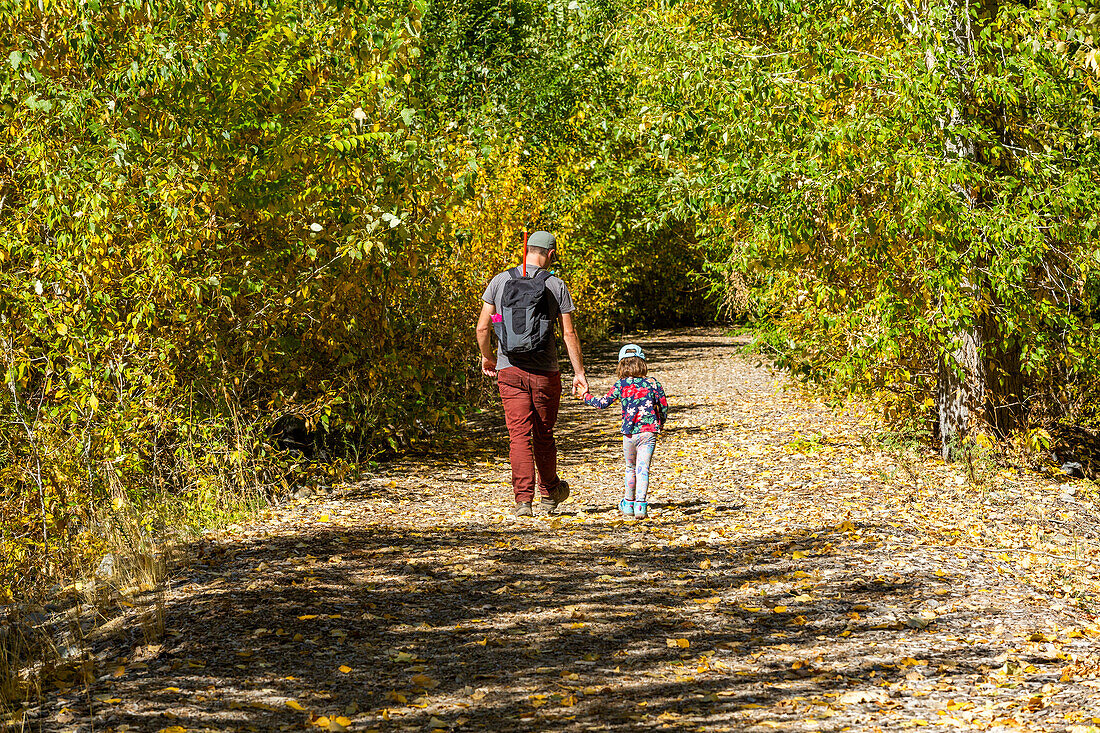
left=411, top=673, right=440, bottom=689
left=339, top=665, right=352, bottom=673
left=286, top=700, right=308, bottom=711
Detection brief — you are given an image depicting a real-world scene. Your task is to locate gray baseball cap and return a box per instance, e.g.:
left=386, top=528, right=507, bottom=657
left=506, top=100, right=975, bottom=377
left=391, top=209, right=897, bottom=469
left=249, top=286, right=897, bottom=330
left=527, top=231, right=556, bottom=249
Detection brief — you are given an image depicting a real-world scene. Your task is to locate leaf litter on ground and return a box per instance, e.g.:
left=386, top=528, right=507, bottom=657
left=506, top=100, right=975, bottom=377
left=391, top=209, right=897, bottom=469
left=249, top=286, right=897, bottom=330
left=13, top=328, right=1100, bottom=732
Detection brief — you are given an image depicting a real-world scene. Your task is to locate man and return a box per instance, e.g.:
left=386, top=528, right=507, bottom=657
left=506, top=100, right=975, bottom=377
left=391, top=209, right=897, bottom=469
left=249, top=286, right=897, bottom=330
left=476, top=231, right=588, bottom=516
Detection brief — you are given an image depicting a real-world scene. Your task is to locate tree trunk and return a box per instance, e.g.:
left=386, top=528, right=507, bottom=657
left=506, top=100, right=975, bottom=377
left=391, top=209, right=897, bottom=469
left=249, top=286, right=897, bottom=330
left=937, top=324, right=985, bottom=459
left=928, top=0, right=994, bottom=458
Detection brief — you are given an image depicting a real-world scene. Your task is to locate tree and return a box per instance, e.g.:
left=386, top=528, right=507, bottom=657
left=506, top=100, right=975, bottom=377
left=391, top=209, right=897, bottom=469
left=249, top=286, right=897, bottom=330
left=605, top=0, right=1100, bottom=452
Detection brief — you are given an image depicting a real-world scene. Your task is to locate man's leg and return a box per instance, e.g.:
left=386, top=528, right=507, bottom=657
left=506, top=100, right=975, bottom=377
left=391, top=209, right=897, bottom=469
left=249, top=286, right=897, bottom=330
left=497, top=368, right=537, bottom=504
left=530, top=371, right=562, bottom=497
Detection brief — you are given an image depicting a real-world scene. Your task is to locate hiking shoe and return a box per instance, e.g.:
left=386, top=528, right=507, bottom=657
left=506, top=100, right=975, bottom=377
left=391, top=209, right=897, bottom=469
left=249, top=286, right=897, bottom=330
left=633, top=501, right=649, bottom=519
left=540, top=480, right=570, bottom=514
left=619, top=499, right=635, bottom=517
left=514, top=501, right=533, bottom=517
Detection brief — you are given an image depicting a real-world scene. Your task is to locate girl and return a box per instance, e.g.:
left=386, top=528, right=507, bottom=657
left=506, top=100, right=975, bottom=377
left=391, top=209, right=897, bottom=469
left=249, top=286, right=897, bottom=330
left=581, top=344, right=668, bottom=519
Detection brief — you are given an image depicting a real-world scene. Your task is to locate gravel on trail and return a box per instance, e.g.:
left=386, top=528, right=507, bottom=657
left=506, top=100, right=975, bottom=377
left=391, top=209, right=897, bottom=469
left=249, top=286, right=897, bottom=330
left=21, top=328, right=1100, bottom=732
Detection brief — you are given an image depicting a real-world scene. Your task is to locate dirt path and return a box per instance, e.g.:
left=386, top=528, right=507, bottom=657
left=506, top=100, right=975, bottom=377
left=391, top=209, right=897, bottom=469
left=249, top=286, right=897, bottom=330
left=24, top=328, right=1100, bottom=732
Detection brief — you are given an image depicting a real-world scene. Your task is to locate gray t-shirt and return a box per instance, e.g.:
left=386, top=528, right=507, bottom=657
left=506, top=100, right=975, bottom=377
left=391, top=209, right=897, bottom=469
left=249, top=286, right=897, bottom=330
left=482, top=266, right=575, bottom=373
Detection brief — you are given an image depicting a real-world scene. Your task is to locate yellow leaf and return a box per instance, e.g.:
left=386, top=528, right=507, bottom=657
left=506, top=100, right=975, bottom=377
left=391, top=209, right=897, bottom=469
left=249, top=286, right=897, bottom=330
left=157, top=727, right=188, bottom=733
left=339, top=665, right=352, bottom=673
left=792, top=551, right=807, bottom=560
left=476, top=638, right=487, bottom=646
left=313, top=716, right=331, bottom=728
left=837, top=520, right=855, bottom=532
left=293, top=633, right=304, bottom=642
left=699, top=559, right=712, bottom=570
left=386, top=691, right=407, bottom=704
left=286, top=700, right=308, bottom=711
left=411, top=673, right=439, bottom=689
left=666, top=638, right=690, bottom=648
left=774, top=606, right=788, bottom=614
left=112, top=665, right=125, bottom=677
left=56, top=322, right=68, bottom=335
left=298, top=614, right=318, bottom=620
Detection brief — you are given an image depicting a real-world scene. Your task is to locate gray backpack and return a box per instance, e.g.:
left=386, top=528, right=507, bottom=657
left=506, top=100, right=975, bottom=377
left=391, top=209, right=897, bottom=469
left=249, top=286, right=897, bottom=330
left=495, top=268, right=555, bottom=357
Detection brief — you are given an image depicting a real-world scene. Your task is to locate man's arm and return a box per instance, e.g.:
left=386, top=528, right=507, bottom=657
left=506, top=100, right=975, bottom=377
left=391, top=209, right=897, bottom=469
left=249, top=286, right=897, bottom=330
left=559, top=311, right=587, bottom=396
left=476, top=302, right=498, bottom=377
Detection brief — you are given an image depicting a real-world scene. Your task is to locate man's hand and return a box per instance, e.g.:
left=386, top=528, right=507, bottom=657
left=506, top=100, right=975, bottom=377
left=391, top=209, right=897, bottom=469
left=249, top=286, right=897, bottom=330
left=482, top=355, right=498, bottom=378
left=572, top=372, right=588, bottom=397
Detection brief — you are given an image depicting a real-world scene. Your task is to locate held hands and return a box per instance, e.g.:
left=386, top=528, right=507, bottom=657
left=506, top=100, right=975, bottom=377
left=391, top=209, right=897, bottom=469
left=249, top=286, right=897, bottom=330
left=571, top=372, right=588, bottom=398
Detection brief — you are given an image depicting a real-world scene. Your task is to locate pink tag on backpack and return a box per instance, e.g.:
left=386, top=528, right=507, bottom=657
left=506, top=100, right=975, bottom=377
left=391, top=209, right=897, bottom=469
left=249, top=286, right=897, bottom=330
left=491, top=314, right=503, bottom=323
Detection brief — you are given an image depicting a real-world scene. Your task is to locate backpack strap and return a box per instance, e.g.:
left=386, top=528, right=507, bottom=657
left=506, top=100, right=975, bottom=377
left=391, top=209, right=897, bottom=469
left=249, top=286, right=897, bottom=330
left=508, top=267, right=553, bottom=282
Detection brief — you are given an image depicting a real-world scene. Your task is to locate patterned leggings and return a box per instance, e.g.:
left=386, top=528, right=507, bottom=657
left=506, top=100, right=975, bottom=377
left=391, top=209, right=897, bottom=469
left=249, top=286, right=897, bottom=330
left=623, top=432, right=657, bottom=502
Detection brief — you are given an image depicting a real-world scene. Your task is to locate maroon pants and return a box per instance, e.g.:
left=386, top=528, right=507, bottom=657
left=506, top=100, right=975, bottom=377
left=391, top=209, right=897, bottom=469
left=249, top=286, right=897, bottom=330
left=497, top=367, right=562, bottom=503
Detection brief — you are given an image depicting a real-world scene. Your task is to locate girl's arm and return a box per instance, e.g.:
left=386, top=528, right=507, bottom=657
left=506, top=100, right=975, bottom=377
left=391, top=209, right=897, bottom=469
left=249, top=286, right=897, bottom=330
left=583, top=381, right=621, bottom=409
left=653, top=379, right=669, bottom=426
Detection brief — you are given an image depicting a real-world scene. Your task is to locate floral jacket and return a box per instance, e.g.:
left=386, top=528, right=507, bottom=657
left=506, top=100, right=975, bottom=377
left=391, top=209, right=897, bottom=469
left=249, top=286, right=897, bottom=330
left=583, top=377, right=669, bottom=435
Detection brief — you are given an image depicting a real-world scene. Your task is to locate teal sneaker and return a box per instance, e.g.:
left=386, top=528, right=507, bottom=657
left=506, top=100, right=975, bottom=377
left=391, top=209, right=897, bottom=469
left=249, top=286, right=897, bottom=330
left=619, top=499, right=635, bottom=517
left=634, top=501, right=648, bottom=519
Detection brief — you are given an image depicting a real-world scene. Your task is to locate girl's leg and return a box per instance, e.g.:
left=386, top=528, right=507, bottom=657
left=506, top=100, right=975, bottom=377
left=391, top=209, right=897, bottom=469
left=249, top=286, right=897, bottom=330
left=633, top=433, right=657, bottom=503
left=622, top=436, right=637, bottom=502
